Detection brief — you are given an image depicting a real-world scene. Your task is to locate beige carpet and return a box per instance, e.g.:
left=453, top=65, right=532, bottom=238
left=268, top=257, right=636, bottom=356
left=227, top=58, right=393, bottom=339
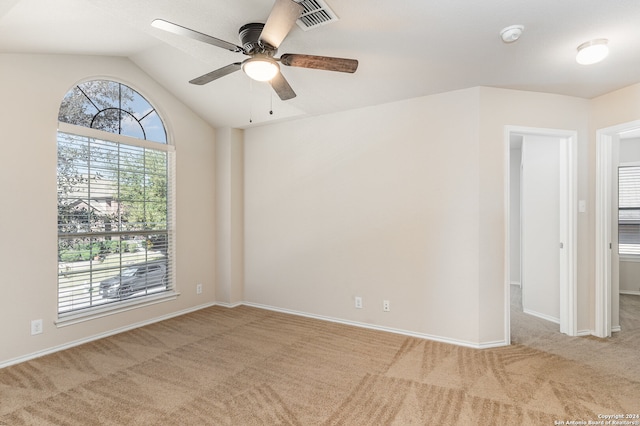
left=1, top=292, right=639, bottom=425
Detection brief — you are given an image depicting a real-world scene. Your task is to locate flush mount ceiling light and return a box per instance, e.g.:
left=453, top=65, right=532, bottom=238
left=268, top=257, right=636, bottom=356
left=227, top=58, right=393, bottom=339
left=242, top=56, right=280, bottom=81
left=500, top=25, right=524, bottom=43
left=576, top=39, right=609, bottom=65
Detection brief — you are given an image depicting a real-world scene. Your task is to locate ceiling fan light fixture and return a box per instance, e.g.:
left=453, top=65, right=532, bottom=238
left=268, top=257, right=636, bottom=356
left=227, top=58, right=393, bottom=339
left=576, top=39, right=609, bottom=65
left=242, top=57, right=280, bottom=81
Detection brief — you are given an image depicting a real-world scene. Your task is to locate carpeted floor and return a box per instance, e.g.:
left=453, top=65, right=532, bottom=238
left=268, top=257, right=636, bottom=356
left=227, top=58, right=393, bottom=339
left=1, top=291, right=639, bottom=425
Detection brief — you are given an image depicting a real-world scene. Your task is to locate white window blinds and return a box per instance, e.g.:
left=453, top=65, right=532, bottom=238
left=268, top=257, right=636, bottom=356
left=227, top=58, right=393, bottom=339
left=619, top=165, right=640, bottom=255
left=57, top=131, right=176, bottom=316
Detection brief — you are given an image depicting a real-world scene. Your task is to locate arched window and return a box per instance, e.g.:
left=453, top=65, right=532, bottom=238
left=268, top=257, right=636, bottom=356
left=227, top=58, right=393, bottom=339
left=59, top=80, right=167, bottom=143
left=57, top=80, right=175, bottom=319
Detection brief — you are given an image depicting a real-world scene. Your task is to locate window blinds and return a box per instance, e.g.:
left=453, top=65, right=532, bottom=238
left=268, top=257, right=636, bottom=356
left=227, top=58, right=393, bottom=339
left=57, top=132, right=175, bottom=315
left=619, top=165, right=640, bottom=255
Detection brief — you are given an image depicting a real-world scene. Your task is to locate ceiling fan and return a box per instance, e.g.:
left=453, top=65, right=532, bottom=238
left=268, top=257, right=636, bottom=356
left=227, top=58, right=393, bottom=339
left=151, top=0, right=358, bottom=101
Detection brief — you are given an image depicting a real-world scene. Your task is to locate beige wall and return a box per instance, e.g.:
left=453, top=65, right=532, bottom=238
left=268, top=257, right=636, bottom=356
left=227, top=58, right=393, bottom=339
left=590, top=83, right=640, bottom=130
left=509, top=145, right=522, bottom=285
left=244, top=87, right=594, bottom=346
left=0, top=54, right=216, bottom=366
left=215, top=127, right=244, bottom=305
left=620, top=260, right=640, bottom=294
left=245, top=89, right=482, bottom=344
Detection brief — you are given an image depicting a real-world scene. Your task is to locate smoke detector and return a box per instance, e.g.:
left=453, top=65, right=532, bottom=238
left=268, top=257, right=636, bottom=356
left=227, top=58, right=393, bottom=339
left=500, top=25, right=524, bottom=43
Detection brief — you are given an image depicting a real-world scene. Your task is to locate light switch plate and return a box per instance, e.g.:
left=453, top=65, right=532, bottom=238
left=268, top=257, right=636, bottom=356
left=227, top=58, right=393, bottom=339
left=579, top=200, right=586, bottom=213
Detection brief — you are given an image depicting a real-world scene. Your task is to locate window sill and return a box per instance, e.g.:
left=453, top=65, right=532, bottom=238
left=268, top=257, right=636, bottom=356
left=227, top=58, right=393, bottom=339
left=55, top=291, right=179, bottom=328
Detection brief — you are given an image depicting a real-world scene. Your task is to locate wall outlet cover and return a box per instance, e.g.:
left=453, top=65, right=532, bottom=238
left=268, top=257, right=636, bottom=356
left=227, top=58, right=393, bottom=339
left=31, top=319, right=43, bottom=335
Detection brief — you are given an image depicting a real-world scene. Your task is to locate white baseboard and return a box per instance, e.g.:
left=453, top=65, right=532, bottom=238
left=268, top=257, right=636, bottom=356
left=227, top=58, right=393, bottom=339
left=241, top=302, right=508, bottom=350
left=215, top=301, right=243, bottom=308
left=2, top=298, right=513, bottom=369
left=585, top=327, right=621, bottom=337
left=0, top=302, right=217, bottom=370
left=523, top=308, right=560, bottom=324
left=620, top=290, right=640, bottom=296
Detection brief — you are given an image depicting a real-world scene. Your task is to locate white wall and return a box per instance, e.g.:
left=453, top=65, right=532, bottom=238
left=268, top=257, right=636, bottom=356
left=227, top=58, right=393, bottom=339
left=620, top=137, right=640, bottom=161
left=245, top=89, right=482, bottom=345
left=0, top=54, right=217, bottom=366
left=521, top=135, right=561, bottom=323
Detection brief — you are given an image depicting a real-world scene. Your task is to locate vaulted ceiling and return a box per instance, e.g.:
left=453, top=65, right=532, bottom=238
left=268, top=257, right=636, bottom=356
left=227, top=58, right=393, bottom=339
left=1, top=0, right=639, bottom=129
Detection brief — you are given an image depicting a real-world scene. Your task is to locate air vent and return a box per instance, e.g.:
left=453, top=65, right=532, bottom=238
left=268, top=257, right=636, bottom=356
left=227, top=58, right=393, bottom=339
left=294, top=0, right=339, bottom=31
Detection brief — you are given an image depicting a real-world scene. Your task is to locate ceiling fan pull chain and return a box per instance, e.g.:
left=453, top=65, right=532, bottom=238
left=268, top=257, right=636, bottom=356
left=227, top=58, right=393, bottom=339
left=249, top=79, right=254, bottom=123
left=270, top=92, right=274, bottom=116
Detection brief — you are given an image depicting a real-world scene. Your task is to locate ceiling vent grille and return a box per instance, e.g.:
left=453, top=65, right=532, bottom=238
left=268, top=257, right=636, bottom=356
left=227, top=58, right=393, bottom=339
left=294, top=0, right=339, bottom=31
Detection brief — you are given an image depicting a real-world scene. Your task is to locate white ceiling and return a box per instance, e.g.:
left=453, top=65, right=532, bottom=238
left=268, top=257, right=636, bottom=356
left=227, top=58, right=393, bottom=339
left=2, top=0, right=640, bottom=129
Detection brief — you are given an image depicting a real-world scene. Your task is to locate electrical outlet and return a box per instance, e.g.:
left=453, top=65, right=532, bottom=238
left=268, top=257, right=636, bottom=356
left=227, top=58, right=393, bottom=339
left=31, top=319, right=43, bottom=335
left=383, top=300, right=390, bottom=312
left=355, top=296, right=363, bottom=309
left=196, top=283, right=202, bottom=294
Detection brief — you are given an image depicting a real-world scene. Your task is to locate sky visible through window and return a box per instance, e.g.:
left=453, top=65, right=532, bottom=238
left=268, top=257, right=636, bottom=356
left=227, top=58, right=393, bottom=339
left=59, top=80, right=167, bottom=144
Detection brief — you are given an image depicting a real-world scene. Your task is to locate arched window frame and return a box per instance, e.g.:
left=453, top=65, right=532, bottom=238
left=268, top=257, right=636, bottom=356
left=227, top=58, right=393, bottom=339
left=56, top=79, right=176, bottom=323
left=59, top=79, right=168, bottom=144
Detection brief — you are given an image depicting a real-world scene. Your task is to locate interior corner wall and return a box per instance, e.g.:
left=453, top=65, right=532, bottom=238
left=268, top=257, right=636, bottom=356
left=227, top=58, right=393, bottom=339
left=215, top=127, right=245, bottom=304
left=0, top=53, right=217, bottom=366
left=477, top=87, right=590, bottom=341
left=244, top=88, right=483, bottom=345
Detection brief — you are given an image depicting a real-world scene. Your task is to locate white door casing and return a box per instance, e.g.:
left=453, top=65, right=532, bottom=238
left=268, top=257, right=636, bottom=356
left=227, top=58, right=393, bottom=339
left=504, top=126, right=578, bottom=340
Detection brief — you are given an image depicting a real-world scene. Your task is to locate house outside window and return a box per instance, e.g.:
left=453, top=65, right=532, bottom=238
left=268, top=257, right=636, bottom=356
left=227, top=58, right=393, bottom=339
left=57, top=80, right=176, bottom=319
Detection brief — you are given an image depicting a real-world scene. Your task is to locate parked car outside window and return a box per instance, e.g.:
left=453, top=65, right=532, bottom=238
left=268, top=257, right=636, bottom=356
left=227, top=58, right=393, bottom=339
left=99, top=261, right=167, bottom=299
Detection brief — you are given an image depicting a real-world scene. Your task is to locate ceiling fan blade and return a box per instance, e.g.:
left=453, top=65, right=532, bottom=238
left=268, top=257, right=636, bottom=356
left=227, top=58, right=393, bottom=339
left=259, top=0, right=303, bottom=49
left=189, top=63, right=242, bottom=85
left=269, top=72, right=297, bottom=100
left=152, top=19, right=244, bottom=53
left=280, top=54, right=359, bottom=73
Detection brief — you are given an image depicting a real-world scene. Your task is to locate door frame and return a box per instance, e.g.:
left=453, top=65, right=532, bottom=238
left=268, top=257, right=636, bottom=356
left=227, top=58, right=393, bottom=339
left=505, top=126, right=578, bottom=341
left=595, top=119, right=640, bottom=337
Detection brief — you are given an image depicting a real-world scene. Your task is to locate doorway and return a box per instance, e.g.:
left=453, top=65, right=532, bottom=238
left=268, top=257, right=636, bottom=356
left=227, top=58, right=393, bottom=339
left=505, top=126, right=578, bottom=342
left=595, top=120, right=640, bottom=337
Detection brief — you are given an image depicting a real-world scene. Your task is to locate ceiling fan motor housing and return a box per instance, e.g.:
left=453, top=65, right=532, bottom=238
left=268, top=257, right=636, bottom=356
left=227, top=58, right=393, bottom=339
left=239, top=23, right=274, bottom=54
